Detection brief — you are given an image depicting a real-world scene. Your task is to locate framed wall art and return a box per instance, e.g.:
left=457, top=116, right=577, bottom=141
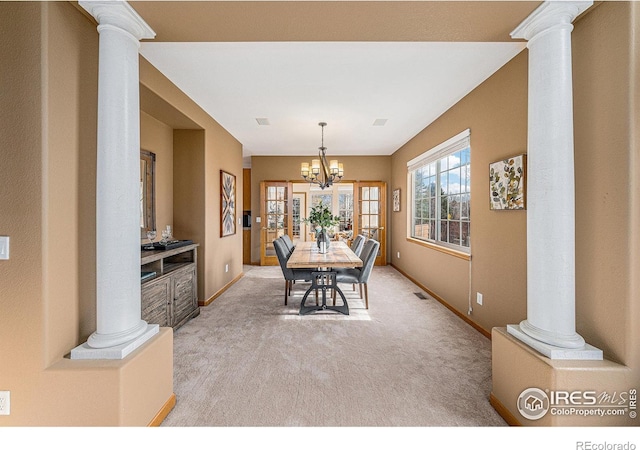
left=220, top=170, right=236, bottom=237
left=489, top=154, right=527, bottom=210
left=393, top=188, right=401, bottom=212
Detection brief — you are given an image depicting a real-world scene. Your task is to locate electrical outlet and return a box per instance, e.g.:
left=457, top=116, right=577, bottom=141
left=476, top=292, right=483, bottom=306
left=0, top=391, right=10, bottom=415
left=225, top=264, right=229, bottom=273
left=0, top=236, right=9, bottom=260
left=397, top=251, right=400, bottom=259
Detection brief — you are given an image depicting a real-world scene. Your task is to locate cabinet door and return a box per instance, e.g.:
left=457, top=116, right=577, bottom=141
left=141, top=277, right=171, bottom=327
left=172, top=265, right=197, bottom=327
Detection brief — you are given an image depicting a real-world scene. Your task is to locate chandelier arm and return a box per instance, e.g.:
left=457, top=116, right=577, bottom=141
left=320, top=148, right=332, bottom=184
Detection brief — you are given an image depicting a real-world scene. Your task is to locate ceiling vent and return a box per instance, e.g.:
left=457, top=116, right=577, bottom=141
left=256, top=118, right=270, bottom=126
left=373, top=118, right=388, bottom=126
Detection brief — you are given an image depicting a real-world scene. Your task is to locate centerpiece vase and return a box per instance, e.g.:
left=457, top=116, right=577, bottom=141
left=316, top=228, right=330, bottom=253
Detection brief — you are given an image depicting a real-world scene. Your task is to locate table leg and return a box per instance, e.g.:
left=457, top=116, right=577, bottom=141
left=299, top=271, right=349, bottom=315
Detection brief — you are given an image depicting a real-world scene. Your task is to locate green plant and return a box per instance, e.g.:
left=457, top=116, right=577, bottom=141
left=301, top=202, right=340, bottom=230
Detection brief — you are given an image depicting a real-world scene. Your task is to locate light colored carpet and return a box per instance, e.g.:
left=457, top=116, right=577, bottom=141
left=161, top=264, right=506, bottom=427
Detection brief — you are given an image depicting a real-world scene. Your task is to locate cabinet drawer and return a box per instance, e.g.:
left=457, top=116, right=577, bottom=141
left=173, top=265, right=197, bottom=326
left=141, top=277, right=171, bottom=327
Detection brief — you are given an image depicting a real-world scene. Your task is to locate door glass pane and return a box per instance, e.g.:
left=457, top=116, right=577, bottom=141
left=362, top=187, right=370, bottom=200
left=370, top=187, right=379, bottom=200
left=293, top=198, right=301, bottom=238
left=362, top=201, right=370, bottom=214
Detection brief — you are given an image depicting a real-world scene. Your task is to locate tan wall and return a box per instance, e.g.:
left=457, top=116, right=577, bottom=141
left=390, top=51, right=529, bottom=335
left=572, top=0, right=636, bottom=369
left=141, top=111, right=174, bottom=235
left=391, top=1, right=639, bottom=376
left=173, top=129, right=206, bottom=301
left=0, top=1, right=46, bottom=424
left=0, top=2, right=172, bottom=426
left=249, top=155, right=391, bottom=263
left=139, top=58, right=244, bottom=302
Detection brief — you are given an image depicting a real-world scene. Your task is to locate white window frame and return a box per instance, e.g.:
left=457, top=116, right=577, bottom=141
left=406, top=129, right=471, bottom=254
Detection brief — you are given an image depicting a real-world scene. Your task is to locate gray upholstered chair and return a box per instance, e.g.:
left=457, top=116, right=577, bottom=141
left=281, top=234, right=295, bottom=255
left=350, top=234, right=365, bottom=257
left=332, top=239, right=379, bottom=309
left=273, top=238, right=313, bottom=305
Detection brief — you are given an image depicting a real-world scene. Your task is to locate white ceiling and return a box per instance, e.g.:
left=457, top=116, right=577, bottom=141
left=139, top=41, right=526, bottom=159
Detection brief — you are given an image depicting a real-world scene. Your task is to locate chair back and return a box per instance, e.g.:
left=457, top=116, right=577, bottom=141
left=273, top=238, right=293, bottom=278
left=281, top=234, right=295, bottom=254
left=357, top=239, right=380, bottom=283
left=350, top=234, right=365, bottom=257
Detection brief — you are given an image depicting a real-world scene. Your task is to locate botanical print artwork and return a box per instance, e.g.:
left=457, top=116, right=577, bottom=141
left=221, top=170, right=236, bottom=236
left=489, top=154, right=526, bottom=210
left=393, top=188, right=400, bottom=212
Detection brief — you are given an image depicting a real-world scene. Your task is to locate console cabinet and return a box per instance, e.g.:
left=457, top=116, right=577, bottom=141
left=141, top=243, right=200, bottom=329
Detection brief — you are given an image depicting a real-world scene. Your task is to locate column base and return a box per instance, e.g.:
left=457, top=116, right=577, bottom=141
left=507, top=324, right=603, bottom=360
left=70, top=324, right=159, bottom=360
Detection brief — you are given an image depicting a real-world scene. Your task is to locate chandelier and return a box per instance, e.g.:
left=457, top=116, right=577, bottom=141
left=300, top=122, right=343, bottom=189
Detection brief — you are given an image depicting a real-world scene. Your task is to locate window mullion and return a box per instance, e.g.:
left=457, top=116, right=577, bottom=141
left=435, top=161, right=441, bottom=243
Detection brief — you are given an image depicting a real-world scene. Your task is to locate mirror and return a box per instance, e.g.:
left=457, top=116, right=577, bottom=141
left=140, top=150, right=156, bottom=239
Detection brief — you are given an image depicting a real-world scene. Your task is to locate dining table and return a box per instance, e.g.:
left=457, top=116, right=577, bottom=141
left=286, top=240, right=363, bottom=315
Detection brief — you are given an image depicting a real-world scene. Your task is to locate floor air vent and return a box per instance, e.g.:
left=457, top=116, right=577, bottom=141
left=414, top=292, right=427, bottom=299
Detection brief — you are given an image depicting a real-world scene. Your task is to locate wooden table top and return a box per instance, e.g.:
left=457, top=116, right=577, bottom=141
left=287, top=241, right=363, bottom=269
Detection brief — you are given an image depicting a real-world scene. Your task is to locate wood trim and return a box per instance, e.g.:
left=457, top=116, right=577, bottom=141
left=148, top=393, right=176, bottom=427
left=391, top=263, right=490, bottom=339
left=406, top=237, right=471, bottom=261
left=490, top=392, right=522, bottom=426
left=200, top=272, right=244, bottom=307
left=355, top=181, right=387, bottom=266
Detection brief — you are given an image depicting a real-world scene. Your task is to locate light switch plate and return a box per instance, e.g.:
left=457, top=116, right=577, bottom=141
left=0, top=391, right=10, bottom=415
left=0, top=236, right=9, bottom=260
left=256, top=217, right=261, bottom=223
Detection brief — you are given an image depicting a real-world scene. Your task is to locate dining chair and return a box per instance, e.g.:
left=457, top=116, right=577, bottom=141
left=332, top=239, right=380, bottom=309
left=281, top=234, right=295, bottom=255
left=273, top=238, right=314, bottom=306
left=350, top=234, right=365, bottom=257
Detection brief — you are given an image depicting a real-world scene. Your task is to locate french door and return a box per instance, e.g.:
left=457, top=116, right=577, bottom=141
left=353, top=181, right=387, bottom=266
left=260, top=181, right=293, bottom=266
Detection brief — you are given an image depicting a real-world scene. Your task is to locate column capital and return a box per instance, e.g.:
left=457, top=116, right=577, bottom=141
left=79, top=0, right=155, bottom=40
left=511, top=1, right=593, bottom=41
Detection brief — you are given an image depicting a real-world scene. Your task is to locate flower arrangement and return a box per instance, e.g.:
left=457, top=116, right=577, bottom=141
left=301, top=202, right=340, bottom=231
left=301, top=202, right=340, bottom=251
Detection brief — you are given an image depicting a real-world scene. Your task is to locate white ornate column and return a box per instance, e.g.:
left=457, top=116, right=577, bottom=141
left=507, top=1, right=602, bottom=360
left=71, top=0, right=158, bottom=359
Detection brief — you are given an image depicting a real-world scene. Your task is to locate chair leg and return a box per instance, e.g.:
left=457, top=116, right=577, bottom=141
left=359, top=283, right=363, bottom=299
left=284, top=280, right=289, bottom=305
left=364, top=283, right=369, bottom=309
left=315, top=288, right=318, bottom=305
left=332, top=286, right=336, bottom=306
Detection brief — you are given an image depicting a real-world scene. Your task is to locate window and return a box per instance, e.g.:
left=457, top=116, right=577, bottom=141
left=407, top=129, right=471, bottom=253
